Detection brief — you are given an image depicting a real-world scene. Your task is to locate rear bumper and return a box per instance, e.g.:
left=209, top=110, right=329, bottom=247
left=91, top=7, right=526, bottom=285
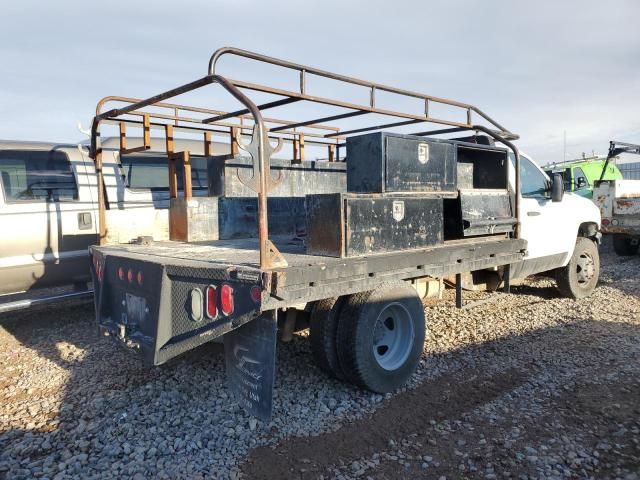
left=90, top=247, right=263, bottom=365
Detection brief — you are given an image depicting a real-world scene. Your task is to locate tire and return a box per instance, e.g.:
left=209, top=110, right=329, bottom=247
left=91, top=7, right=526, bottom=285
left=309, top=297, right=346, bottom=379
left=336, top=282, right=426, bottom=393
left=556, top=237, right=600, bottom=299
left=613, top=234, right=639, bottom=256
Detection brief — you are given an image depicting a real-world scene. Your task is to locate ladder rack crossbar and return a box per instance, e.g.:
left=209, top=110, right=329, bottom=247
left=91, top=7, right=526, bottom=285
left=90, top=47, right=519, bottom=270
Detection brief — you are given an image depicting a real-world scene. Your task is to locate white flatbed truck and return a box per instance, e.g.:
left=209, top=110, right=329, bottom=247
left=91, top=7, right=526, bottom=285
left=88, top=48, right=601, bottom=419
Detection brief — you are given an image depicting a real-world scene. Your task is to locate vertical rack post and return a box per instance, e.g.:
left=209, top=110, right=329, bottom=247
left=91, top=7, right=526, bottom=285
left=119, top=122, right=127, bottom=151
left=94, top=136, right=107, bottom=245
left=230, top=126, right=239, bottom=156
left=298, top=133, right=305, bottom=161
left=165, top=124, right=178, bottom=199
left=204, top=131, right=212, bottom=157
left=293, top=133, right=305, bottom=164
left=328, top=144, right=335, bottom=162
left=183, top=151, right=192, bottom=199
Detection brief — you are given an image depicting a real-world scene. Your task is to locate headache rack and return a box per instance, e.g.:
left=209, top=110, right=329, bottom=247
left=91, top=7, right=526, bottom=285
left=90, top=46, right=521, bottom=269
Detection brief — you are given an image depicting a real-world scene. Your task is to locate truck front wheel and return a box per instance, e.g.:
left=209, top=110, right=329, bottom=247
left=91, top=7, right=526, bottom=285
left=555, top=237, right=600, bottom=299
left=613, top=234, right=639, bottom=256
left=336, top=282, right=426, bottom=393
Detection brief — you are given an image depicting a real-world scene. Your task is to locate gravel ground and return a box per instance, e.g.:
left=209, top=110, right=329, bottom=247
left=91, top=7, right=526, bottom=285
left=1, top=241, right=639, bottom=480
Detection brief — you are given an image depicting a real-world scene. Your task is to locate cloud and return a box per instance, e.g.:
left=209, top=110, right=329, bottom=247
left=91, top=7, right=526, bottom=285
left=1, top=0, right=638, bottom=163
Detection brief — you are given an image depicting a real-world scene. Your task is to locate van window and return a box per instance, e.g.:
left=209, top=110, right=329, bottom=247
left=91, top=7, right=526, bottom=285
left=120, top=155, right=208, bottom=192
left=0, top=150, right=78, bottom=202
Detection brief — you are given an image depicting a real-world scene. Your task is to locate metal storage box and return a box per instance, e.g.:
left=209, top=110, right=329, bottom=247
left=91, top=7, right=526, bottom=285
left=305, top=193, right=444, bottom=257
left=444, top=190, right=516, bottom=238
left=346, top=132, right=457, bottom=193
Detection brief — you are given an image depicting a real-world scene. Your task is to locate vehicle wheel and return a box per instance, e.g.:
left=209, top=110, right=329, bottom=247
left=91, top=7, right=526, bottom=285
left=309, top=297, right=346, bottom=379
left=336, top=282, right=426, bottom=393
left=556, top=237, right=600, bottom=299
left=613, top=234, right=639, bottom=256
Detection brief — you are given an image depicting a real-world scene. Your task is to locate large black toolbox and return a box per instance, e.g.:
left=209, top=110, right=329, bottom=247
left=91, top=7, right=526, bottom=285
left=305, top=193, right=444, bottom=257
left=346, top=132, right=456, bottom=193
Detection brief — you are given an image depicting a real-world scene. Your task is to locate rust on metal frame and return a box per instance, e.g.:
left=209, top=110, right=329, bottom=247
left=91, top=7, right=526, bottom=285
left=119, top=114, right=151, bottom=154
left=89, top=47, right=518, bottom=267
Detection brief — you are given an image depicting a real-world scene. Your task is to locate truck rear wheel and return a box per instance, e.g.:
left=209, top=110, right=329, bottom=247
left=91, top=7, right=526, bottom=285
left=556, top=237, right=600, bottom=299
left=309, top=297, right=346, bottom=379
left=336, top=282, right=425, bottom=393
left=613, top=234, right=639, bottom=256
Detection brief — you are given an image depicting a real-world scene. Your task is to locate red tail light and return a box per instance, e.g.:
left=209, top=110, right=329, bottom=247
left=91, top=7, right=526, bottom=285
left=93, top=256, right=104, bottom=281
left=250, top=286, right=262, bottom=303
left=205, top=286, right=217, bottom=319
left=137, top=271, right=144, bottom=286
left=127, top=269, right=133, bottom=283
left=220, top=284, right=234, bottom=316
left=118, top=267, right=125, bottom=281
left=602, top=218, right=610, bottom=226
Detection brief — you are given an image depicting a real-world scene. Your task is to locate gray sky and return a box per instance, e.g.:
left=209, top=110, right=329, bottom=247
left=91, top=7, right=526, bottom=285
left=1, top=0, right=639, bottom=164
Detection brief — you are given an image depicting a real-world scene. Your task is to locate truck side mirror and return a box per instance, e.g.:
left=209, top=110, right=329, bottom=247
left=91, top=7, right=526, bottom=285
left=551, top=173, right=564, bottom=202
left=576, top=177, right=587, bottom=189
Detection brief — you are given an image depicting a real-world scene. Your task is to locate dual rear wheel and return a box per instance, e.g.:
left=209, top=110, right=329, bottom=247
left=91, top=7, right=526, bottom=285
left=309, top=282, right=426, bottom=393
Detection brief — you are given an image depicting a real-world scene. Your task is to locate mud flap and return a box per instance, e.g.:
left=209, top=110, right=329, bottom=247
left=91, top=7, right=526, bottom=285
left=223, top=312, right=277, bottom=421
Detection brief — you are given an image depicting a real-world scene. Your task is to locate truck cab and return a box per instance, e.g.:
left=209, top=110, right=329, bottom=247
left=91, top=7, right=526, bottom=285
left=544, top=157, right=623, bottom=199
left=511, top=151, right=601, bottom=286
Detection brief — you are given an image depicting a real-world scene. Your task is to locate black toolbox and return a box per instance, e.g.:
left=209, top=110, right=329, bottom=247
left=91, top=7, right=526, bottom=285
left=346, top=132, right=456, bottom=193
left=305, top=193, right=444, bottom=257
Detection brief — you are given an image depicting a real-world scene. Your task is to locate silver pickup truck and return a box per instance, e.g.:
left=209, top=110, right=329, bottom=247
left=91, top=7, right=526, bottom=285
left=0, top=138, right=219, bottom=306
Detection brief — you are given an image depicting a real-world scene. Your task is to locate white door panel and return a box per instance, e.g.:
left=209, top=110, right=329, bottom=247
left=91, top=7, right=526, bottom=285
left=518, top=196, right=575, bottom=261
left=509, top=153, right=575, bottom=274
left=0, top=146, right=96, bottom=294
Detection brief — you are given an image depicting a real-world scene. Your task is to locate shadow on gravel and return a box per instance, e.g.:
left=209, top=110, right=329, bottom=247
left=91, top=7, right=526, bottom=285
left=0, top=285, right=639, bottom=479
left=0, top=301, right=225, bottom=478
left=242, top=318, right=640, bottom=480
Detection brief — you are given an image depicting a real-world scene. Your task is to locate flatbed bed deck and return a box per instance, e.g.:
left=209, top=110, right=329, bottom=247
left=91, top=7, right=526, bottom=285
left=98, top=235, right=527, bottom=308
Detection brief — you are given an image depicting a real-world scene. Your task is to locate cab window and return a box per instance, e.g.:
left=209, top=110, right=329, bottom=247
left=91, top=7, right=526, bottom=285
left=0, top=149, right=78, bottom=202
left=573, top=167, right=590, bottom=190
left=509, top=154, right=549, bottom=198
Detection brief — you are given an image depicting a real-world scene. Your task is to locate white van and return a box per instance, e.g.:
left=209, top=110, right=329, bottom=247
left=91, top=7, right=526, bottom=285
left=0, top=138, right=226, bottom=300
